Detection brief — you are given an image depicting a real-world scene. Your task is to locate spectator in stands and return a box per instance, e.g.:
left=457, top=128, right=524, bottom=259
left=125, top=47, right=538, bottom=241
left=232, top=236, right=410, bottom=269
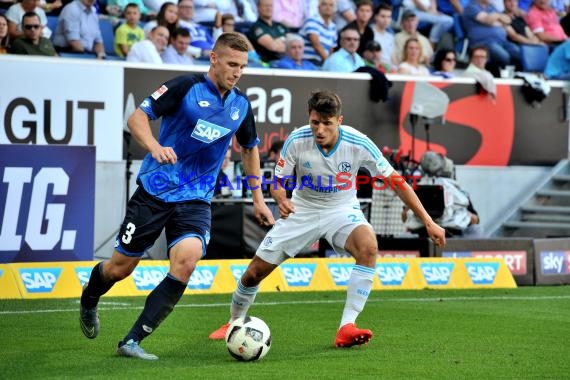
left=463, top=45, right=497, bottom=98
left=0, top=14, right=9, bottom=54
left=372, top=3, right=396, bottom=69
left=6, top=0, right=52, bottom=40
left=162, top=26, right=194, bottom=64
left=9, top=10, right=57, bottom=55
left=143, top=2, right=178, bottom=38
left=270, top=33, right=319, bottom=70
left=247, top=0, right=287, bottom=63
left=193, top=0, right=256, bottom=23
left=106, top=0, right=156, bottom=21
left=177, top=0, right=215, bottom=59
left=299, top=0, right=338, bottom=66
left=503, top=0, right=543, bottom=45
left=431, top=48, right=458, bottom=77
left=397, top=37, right=431, bottom=75
left=323, top=25, right=365, bottom=72
left=403, top=151, right=482, bottom=238
left=544, top=39, right=570, bottom=79
left=272, top=0, right=305, bottom=29
left=525, top=0, right=568, bottom=46
left=362, top=39, right=393, bottom=73
left=53, top=0, right=106, bottom=59
left=114, top=3, right=145, bottom=57
left=334, top=0, right=357, bottom=30
left=341, top=0, right=374, bottom=56
left=212, top=12, right=259, bottom=61
left=462, top=0, right=521, bottom=75
left=394, top=10, right=433, bottom=65
left=40, top=0, right=62, bottom=15
left=437, top=0, right=470, bottom=15
left=127, top=25, right=169, bottom=63
left=403, top=0, right=454, bottom=48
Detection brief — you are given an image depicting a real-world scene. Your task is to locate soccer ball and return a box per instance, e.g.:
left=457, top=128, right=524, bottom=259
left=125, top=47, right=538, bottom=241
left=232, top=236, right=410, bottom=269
left=225, top=316, right=272, bottom=361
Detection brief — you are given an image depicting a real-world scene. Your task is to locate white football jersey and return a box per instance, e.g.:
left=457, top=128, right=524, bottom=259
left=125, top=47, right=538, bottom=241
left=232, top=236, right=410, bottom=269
left=274, top=125, right=395, bottom=207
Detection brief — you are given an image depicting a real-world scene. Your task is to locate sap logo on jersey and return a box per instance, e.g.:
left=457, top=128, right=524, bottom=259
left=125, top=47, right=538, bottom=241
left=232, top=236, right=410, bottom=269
left=376, top=263, right=409, bottom=286
left=540, top=251, right=568, bottom=275
left=327, top=263, right=353, bottom=286
left=230, top=264, right=247, bottom=283
left=420, top=263, right=454, bottom=285
left=19, top=268, right=62, bottom=293
left=465, top=262, right=499, bottom=285
left=75, top=267, right=93, bottom=287
left=188, top=266, right=218, bottom=290
left=281, top=263, right=316, bottom=287
left=191, top=119, right=231, bottom=143
left=132, top=266, right=168, bottom=291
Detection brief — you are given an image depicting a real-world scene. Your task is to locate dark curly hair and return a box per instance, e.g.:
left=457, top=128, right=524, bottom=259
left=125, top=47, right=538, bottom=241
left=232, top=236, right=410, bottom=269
left=432, top=48, right=456, bottom=72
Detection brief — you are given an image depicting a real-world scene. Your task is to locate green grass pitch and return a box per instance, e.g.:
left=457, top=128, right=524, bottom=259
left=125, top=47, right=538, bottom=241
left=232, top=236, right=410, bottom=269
left=1, top=287, right=569, bottom=380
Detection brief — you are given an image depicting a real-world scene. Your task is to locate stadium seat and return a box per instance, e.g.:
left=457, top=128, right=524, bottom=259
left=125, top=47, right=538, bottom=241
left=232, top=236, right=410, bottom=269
left=99, top=18, right=118, bottom=57
left=46, top=15, right=58, bottom=40
left=520, top=44, right=549, bottom=73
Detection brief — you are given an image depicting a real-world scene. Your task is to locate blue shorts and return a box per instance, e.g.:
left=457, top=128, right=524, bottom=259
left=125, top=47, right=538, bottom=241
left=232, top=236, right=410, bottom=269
left=115, top=187, right=211, bottom=257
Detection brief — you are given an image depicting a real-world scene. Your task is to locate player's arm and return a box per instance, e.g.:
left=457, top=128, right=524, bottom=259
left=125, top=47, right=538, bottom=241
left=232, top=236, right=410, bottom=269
left=241, top=146, right=275, bottom=226
left=127, top=108, right=177, bottom=164
left=389, top=170, right=446, bottom=247
left=270, top=177, right=295, bottom=219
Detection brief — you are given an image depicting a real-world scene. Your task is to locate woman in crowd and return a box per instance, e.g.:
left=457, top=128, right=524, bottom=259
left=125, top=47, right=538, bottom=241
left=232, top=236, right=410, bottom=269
left=143, top=2, right=179, bottom=37
left=397, top=37, right=430, bottom=76
left=431, top=48, right=458, bottom=78
left=0, top=14, right=9, bottom=54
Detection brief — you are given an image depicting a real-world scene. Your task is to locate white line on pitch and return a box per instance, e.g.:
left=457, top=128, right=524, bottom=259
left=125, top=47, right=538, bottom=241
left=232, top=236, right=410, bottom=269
left=0, top=294, right=569, bottom=315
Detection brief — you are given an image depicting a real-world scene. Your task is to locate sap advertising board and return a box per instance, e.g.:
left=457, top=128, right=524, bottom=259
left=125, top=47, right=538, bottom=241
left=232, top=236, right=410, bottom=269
left=0, top=58, right=123, bottom=161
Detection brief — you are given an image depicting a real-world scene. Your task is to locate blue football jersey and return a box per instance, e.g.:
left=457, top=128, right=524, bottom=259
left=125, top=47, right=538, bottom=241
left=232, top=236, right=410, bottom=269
left=137, top=74, right=259, bottom=202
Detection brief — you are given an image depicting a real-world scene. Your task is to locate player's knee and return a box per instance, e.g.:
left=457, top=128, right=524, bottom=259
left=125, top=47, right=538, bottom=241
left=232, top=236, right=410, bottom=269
left=242, top=266, right=269, bottom=287
left=104, top=262, right=133, bottom=281
left=352, top=243, right=377, bottom=265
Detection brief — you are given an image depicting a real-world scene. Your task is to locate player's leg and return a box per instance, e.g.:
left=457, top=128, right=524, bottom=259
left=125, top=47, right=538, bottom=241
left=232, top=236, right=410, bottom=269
left=208, top=253, right=284, bottom=340
left=118, top=237, right=202, bottom=359
left=231, top=255, right=280, bottom=319
left=209, top=208, right=318, bottom=339
left=325, top=208, right=376, bottom=347
left=80, top=252, right=140, bottom=339
left=80, top=188, right=163, bottom=339
left=117, top=200, right=209, bottom=359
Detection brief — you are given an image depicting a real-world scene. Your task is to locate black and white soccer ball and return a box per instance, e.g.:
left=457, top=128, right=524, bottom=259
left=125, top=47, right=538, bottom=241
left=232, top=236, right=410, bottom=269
left=225, top=316, right=271, bottom=361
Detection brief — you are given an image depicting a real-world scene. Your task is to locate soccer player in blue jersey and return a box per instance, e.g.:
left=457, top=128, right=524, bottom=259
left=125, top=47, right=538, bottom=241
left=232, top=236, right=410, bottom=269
left=79, top=32, right=275, bottom=360
left=209, top=90, right=446, bottom=347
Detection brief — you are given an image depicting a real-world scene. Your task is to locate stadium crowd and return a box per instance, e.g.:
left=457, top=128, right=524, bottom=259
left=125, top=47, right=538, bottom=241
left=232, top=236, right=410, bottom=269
left=0, top=0, right=568, bottom=77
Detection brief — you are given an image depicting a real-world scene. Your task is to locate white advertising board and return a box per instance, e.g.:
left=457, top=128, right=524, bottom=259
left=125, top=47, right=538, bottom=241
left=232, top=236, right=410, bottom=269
left=0, top=56, right=123, bottom=161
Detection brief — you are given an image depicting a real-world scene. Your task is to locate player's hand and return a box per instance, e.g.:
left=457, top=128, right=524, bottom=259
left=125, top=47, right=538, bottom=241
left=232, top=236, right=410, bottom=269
left=426, top=221, right=446, bottom=247
left=253, top=202, right=275, bottom=227
left=277, top=199, right=295, bottom=219
left=151, top=146, right=177, bottom=164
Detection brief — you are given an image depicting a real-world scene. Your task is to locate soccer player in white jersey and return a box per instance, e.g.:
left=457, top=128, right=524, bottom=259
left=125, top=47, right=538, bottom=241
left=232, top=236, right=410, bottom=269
left=209, top=90, right=446, bottom=347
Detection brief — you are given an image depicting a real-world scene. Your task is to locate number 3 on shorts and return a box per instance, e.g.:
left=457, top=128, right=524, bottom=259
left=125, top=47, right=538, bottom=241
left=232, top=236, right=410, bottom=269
left=122, top=222, right=136, bottom=244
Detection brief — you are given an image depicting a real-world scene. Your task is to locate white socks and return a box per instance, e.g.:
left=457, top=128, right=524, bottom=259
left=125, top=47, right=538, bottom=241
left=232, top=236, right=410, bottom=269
left=230, top=280, right=259, bottom=322
left=340, top=264, right=375, bottom=328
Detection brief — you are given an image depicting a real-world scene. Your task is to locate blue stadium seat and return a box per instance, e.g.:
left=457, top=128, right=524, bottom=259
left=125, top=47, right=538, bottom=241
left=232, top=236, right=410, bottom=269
left=99, top=17, right=118, bottom=57
left=520, top=44, right=549, bottom=73
left=46, top=15, right=58, bottom=40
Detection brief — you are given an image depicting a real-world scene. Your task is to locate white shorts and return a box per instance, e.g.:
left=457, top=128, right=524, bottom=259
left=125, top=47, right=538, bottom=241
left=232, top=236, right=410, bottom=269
left=256, top=200, right=371, bottom=265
